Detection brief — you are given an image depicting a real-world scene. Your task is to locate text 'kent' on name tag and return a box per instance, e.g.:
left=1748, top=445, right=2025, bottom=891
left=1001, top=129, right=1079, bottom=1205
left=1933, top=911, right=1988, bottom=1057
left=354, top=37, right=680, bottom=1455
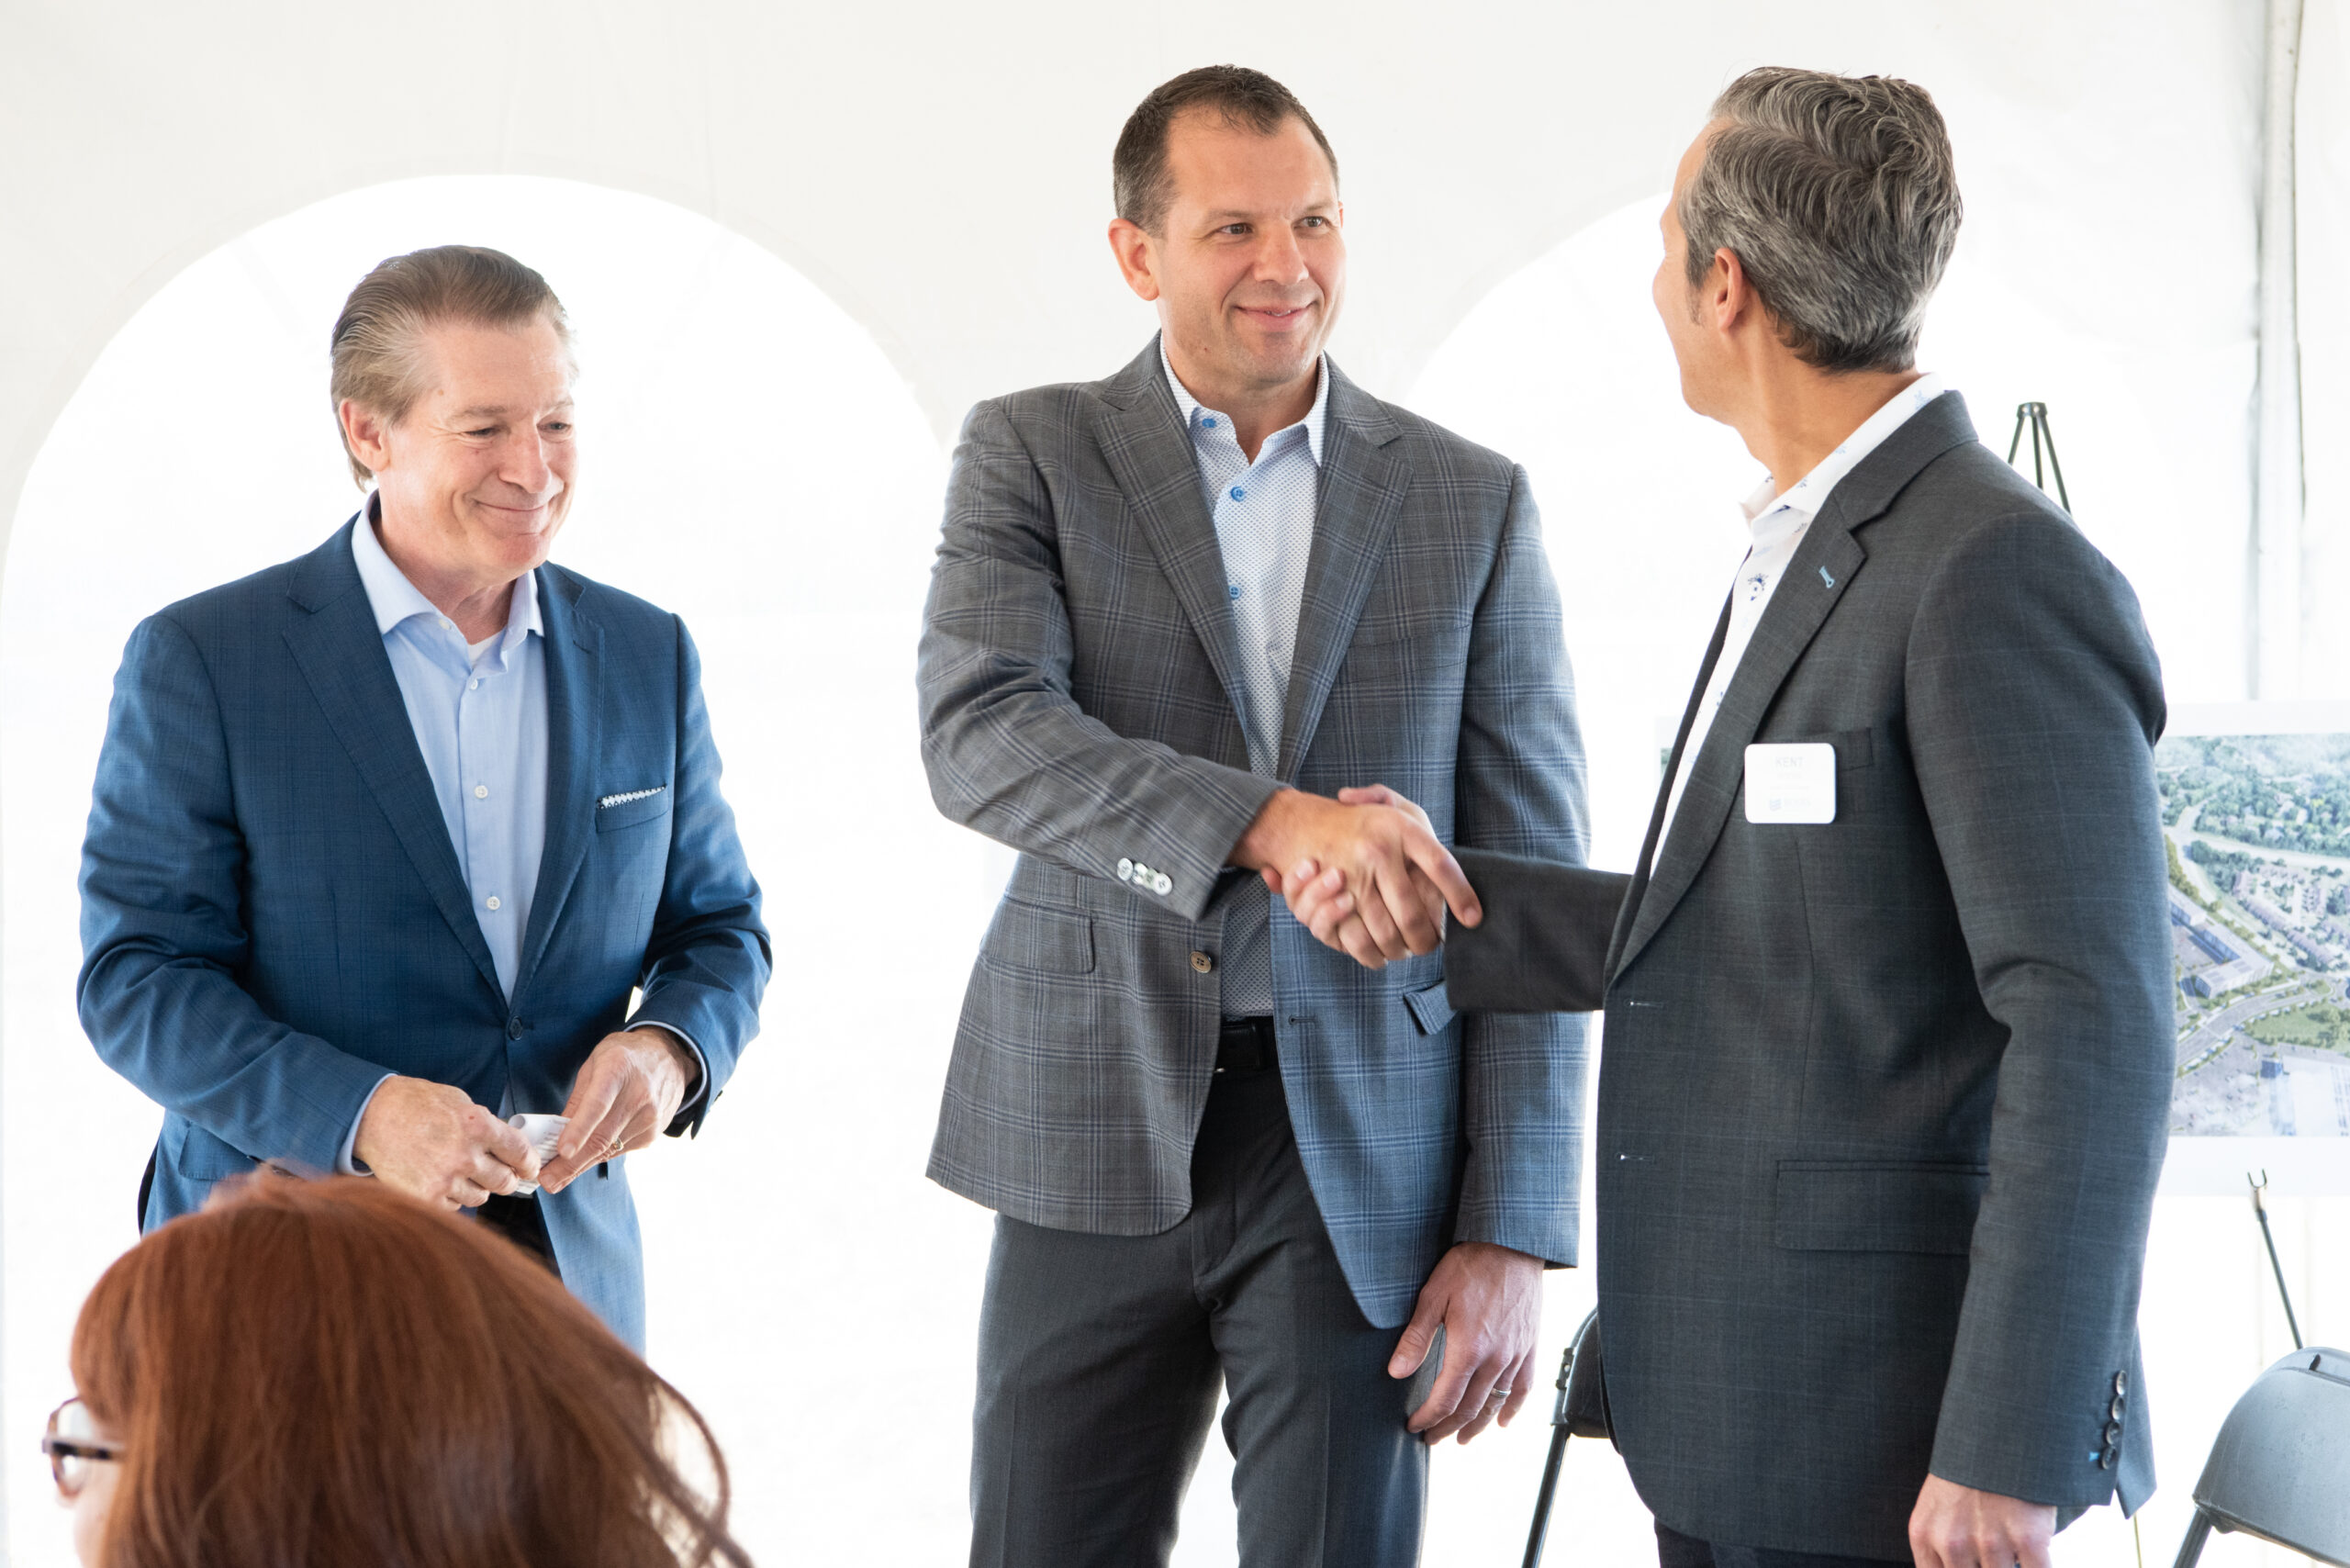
left=1744, top=743, right=1836, bottom=824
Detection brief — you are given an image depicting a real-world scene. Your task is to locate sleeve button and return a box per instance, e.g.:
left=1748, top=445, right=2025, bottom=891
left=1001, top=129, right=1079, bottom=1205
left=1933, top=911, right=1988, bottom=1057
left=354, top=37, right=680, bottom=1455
left=1117, top=858, right=1135, bottom=882
left=1154, top=872, right=1172, bottom=895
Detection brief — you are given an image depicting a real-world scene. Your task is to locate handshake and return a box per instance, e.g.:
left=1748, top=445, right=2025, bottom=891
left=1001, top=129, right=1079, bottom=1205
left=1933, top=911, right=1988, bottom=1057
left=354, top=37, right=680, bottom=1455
left=1233, top=784, right=1477, bottom=969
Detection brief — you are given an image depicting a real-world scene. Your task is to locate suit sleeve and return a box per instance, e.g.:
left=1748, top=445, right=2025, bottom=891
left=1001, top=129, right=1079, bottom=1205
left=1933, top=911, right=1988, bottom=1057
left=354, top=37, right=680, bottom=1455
left=1443, top=849, right=1629, bottom=1013
left=1907, top=513, right=2172, bottom=1505
left=1447, top=465, right=1594, bottom=1265
left=916, top=398, right=1281, bottom=922
left=627, top=614, right=772, bottom=1137
left=78, top=613, right=388, bottom=1172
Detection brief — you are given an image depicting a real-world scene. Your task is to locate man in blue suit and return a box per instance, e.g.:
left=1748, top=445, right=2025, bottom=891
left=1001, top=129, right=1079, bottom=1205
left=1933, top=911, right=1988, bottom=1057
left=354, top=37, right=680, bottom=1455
left=78, top=245, right=769, bottom=1349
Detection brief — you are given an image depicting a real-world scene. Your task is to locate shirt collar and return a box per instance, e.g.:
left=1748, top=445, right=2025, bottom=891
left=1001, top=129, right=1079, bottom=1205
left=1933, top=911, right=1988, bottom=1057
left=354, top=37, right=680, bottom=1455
left=1739, top=372, right=1948, bottom=544
left=349, top=491, right=543, bottom=649
left=1160, top=336, right=1329, bottom=465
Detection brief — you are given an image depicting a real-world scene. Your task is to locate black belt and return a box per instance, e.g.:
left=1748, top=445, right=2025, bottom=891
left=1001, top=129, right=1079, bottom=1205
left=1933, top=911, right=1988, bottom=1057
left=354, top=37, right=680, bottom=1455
left=1216, top=1016, right=1278, bottom=1074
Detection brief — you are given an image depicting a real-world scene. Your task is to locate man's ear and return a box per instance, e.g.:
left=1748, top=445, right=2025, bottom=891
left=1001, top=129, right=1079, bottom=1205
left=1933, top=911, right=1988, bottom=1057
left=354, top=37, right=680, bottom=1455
left=1709, top=248, right=1753, bottom=334
left=1108, top=218, right=1163, bottom=303
left=339, top=398, right=393, bottom=475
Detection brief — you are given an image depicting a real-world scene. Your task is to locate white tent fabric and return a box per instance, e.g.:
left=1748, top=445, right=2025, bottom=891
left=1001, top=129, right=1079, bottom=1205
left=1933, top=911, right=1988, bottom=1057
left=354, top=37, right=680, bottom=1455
left=2, top=4, right=2342, bottom=1565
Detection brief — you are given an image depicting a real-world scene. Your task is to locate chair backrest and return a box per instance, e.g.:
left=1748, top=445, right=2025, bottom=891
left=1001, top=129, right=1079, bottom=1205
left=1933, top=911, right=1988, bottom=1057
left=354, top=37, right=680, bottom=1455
left=2192, top=1345, right=2350, bottom=1567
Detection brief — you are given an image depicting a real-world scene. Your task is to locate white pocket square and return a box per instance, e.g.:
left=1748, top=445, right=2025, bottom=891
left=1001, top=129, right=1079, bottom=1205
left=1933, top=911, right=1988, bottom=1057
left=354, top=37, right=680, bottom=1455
left=598, top=786, right=666, bottom=810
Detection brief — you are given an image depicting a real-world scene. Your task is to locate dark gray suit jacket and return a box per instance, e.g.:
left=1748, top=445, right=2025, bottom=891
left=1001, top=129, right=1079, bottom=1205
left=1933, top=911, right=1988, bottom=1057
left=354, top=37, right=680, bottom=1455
left=1445, top=394, right=2170, bottom=1559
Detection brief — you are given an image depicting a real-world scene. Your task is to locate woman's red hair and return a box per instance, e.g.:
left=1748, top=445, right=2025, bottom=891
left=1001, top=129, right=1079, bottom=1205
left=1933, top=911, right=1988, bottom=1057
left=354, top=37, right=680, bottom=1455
left=70, top=1174, right=752, bottom=1568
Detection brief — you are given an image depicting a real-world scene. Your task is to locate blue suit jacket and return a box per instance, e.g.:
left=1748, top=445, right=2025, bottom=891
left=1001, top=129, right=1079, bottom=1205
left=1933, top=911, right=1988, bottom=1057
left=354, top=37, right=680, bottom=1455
left=79, top=520, right=770, bottom=1347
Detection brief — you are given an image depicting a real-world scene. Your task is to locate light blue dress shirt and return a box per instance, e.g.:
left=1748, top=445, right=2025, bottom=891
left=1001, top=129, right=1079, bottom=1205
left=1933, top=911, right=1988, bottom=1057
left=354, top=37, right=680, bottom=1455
left=340, top=502, right=700, bottom=1172
left=1162, top=343, right=1328, bottom=1018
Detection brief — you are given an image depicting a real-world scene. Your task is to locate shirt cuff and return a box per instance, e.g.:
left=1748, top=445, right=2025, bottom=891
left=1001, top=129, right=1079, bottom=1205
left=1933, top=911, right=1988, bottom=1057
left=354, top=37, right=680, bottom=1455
left=339, top=1074, right=397, bottom=1176
left=627, top=1022, right=710, bottom=1126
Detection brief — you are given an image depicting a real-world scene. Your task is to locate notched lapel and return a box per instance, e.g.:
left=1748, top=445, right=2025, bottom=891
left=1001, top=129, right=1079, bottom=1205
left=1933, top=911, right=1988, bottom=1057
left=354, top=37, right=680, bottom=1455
left=1612, top=524, right=1866, bottom=980
left=281, top=529, right=504, bottom=1002
left=1281, top=398, right=1407, bottom=779
left=516, top=568, right=602, bottom=1000
left=1608, top=392, right=1982, bottom=983
left=1095, top=350, right=1254, bottom=732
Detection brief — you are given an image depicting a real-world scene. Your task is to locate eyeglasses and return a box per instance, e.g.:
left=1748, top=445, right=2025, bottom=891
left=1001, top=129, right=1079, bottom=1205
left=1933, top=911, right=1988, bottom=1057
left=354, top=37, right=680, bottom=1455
left=41, top=1397, right=122, bottom=1499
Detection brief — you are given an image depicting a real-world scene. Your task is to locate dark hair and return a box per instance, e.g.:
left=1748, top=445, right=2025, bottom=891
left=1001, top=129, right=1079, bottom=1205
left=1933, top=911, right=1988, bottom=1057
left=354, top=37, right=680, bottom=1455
left=1113, top=64, right=1338, bottom=234
left=72, top=1174, right=750, bottom=1568
left=330, top=244, right=572, bottom=487
left=1678, top=68, right=1962, bottom=373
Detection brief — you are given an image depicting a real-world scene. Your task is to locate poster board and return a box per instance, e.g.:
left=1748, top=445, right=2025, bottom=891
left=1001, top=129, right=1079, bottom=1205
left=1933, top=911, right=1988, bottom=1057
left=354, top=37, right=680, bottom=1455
left=2155, top=702, right=2350, bottom=1194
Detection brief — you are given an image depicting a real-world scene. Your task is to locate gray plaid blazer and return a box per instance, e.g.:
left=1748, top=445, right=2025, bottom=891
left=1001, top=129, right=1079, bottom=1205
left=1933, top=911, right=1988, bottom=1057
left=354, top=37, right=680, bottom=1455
left=1447, top=394, right=2171, bottom=1558
left=918, top=339, right=1588, bottom=1327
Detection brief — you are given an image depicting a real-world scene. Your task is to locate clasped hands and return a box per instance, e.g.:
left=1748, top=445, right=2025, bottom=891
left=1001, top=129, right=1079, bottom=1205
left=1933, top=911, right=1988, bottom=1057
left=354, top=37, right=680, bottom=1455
left=1236, top=784, right=1470, bottom=969
left=352, top=1027, right=699, bottom=1211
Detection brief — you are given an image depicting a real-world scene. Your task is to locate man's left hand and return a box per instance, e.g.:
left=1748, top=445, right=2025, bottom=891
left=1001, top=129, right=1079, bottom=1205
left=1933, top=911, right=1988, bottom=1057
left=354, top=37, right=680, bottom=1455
left=1908, top=1474, right=2055, bottom=1568
left=1390, top=1241, right=1544, bottom=1444
left=539, top=1028, right=699, bottom=1194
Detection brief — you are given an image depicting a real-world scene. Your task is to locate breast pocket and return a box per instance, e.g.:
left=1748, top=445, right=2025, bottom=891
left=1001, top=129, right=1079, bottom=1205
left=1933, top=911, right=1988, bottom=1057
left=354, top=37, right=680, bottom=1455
left=596, top=785, right=673, bottom=833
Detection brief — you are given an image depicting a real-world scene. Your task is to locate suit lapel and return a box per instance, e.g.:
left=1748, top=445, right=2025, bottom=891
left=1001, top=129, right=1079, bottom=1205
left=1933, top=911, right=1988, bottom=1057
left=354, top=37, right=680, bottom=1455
left=1608, top=392, right=1983, bottom=982
left=1279, top=366, right=1407, bottom=781
left=281, top=521, right=504, bottom=1002
left=1605, top=592, right=1732, bottom=982
left=516, top=566, right=601, bottom=1000
left=1095, top=341, right=1255, bottom=734
left=1610, top=525, right=1864, bottom=979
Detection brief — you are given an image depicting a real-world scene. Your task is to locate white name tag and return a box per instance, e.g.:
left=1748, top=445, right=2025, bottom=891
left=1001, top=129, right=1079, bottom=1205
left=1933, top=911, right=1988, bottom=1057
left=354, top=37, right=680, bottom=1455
left=1744, top=743, right=1837, bottom=824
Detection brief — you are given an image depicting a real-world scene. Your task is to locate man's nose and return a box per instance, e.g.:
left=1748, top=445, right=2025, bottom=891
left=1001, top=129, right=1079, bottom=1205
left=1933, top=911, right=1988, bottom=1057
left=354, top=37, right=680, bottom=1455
left=500, top=432, right=559, bottom=498
left=1250, top=226, right=1309, bottom=284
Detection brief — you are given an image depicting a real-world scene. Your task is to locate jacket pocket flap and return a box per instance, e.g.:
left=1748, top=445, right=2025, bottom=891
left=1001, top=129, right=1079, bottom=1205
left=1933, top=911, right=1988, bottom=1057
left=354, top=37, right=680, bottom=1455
left=165, top=1117, right=259, bottom=1182
left=597, top=787, right=673, bottom=833
left=1774, top=1160, right=1986, bottom=1254
left=1404, top=980, right=1458, bottom=1035
left=982, top=898, right=1095, bottom=975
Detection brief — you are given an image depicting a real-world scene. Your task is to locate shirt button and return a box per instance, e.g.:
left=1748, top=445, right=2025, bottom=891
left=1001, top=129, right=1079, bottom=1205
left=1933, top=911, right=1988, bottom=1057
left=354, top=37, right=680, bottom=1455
left=440, top=618, right=453, bottom=630
left=470, top=678, right=481, bottom=690
left=1202, top=416, right=1218, bottom=429
left=486, top=895, right=501, bottom=912
left=1191, top=951, right=1214, bottom=974
left=474, top=784, right=489, bottom=799
left=1228, top=584, right=1242, bottom=600
left=1229, top=486, right=1246, bottom=501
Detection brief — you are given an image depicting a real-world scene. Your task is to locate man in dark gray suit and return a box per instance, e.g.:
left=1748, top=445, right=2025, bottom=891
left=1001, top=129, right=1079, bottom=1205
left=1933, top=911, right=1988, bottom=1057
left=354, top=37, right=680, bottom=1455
left=918, top=65, right=1588, bottom=1568
left=1284, top=70, right=2170, bottom=1568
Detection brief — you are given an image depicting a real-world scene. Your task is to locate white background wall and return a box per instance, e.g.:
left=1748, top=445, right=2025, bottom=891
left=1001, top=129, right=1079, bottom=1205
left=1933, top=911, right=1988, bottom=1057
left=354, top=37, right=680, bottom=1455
left=3, top=2, right=2346, bottom=1564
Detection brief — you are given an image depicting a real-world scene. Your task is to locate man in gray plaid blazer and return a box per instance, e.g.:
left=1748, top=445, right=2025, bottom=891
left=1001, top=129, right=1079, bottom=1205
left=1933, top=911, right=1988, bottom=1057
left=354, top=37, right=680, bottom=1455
left=1292, top=71, right=2170, bottom=1568
left=917, top=66, right=1587, bottom=1567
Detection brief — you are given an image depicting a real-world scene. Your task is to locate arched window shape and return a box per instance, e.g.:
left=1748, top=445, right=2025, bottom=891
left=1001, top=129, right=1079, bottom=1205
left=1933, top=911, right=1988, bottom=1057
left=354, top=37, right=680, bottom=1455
left=1, top=176, right=991, bottom=1562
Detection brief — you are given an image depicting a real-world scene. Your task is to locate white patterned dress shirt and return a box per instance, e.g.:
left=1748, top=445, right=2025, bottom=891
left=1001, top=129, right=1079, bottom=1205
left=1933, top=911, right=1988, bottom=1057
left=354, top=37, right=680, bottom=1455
left=1657, top=375, right=1949, bottom=853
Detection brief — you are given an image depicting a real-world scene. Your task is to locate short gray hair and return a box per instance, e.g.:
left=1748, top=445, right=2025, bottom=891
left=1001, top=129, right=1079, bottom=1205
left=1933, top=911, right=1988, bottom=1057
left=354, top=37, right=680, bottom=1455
left=330, top=245, right=572, bottom=488
left=1678, top=68, right=1961, bottom=374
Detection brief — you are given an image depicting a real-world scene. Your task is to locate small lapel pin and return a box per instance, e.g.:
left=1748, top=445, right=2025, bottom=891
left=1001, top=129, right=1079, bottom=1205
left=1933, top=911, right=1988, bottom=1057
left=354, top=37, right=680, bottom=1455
left=1818, top=566, right=1836, bottom=588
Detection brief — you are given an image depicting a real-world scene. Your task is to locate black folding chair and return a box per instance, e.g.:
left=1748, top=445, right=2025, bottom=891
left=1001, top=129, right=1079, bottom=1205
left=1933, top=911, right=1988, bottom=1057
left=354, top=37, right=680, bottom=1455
left=1522, top=1309, right=1609, bottom=1568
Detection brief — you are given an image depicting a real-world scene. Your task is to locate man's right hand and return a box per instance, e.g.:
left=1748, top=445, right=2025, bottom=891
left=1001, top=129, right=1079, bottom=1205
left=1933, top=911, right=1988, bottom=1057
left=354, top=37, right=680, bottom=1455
left=352, top=1077, right=537, bottom=1210
left=1231, top=786, right=1479, bottom=969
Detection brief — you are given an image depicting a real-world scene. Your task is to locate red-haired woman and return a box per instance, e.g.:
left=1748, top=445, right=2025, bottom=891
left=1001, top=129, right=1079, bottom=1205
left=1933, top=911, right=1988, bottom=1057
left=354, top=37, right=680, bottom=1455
left=42, top=1174, right=753, bottom=1568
